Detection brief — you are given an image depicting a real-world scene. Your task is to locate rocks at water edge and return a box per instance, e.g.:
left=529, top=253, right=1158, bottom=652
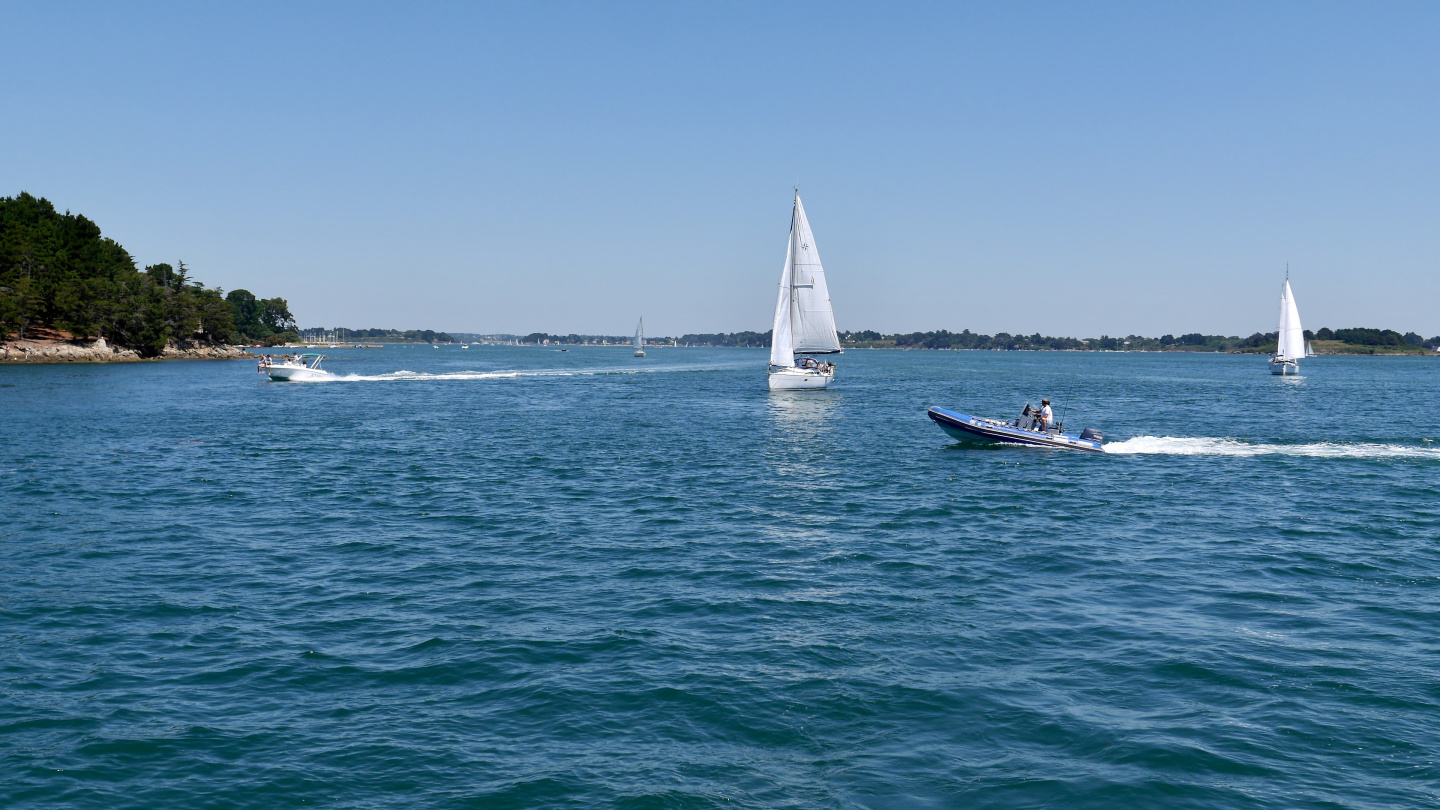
left=0, top=337, right=256, bottom=363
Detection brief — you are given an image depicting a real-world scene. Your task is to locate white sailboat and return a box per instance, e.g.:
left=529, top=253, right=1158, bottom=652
left=768, top=191, right=841, bottom=390
left=633, top=318, right=645, bottom=357
left=1269, top=268, right=1305, bottom=375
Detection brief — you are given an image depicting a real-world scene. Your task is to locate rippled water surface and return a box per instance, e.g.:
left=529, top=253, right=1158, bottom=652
left=4, top=347, right=1439, bottom=808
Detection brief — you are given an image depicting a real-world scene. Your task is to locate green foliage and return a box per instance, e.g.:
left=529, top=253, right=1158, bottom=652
left=519, top=332, right=619, bottom=345
left=228, top=290, right=297, bottom=343
left=1329, top=327, right=1407, bottom=346
left=0, top=192, right=287, bottom=355
left=678, top=331, right=770, bottom=347
left=301, top=327, right=454, bottom=343
left=0, top=192, right=134, bottom=341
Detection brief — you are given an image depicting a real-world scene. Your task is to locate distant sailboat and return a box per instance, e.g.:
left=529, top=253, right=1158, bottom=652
left=1306, top=340, right=1317, bottom=357
left=633, top=318, right=645, bottom=357
left=1269, top=267, right=1304, bottom=375
left=768, top=191, right=841, bottom=390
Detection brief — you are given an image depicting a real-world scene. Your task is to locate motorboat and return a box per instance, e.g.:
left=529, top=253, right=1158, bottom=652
left=927, top=405, right=1104, bottom=452
left=261, top=353, right=333, bottom=382
left=634, top=317, right=646, bottom=357
left=1269, top=266, right=1305, bottom=375
left=767, top=190, right=841, bottom=390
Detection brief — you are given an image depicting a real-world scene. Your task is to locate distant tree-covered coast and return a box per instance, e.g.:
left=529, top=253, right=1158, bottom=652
left=299, top=327, right=456, bottom=344
left=844, top=328, right=1439, bottom=353
left=0, top=193, right=298, bottom=355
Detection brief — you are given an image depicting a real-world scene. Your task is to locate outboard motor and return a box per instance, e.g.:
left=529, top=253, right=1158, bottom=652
left=1079, top=428, right=1103, bottom=443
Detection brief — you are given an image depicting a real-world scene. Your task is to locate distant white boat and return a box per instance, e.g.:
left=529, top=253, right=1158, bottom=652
left=1269, top=268, right=1304, bottom=375
left=768, top=191, right=840, bottom=390
left=1306, top=340, right=1317, bottom=357
left=633, top=317, right=646, bottom=357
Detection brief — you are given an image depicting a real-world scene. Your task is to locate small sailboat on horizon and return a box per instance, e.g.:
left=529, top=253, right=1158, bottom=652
left=1270, top=266, right=1305, bottom=375
left=768, top=191, right=841, bottom=390
left=634, top=318, right=646, bottom=357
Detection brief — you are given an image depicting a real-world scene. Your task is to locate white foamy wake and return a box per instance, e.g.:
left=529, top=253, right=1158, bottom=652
left=1104, top=436, right=1440, bottom=459
left=333, top=370, right=531, bottom=382
left=296, top=363, right=742, bottom=383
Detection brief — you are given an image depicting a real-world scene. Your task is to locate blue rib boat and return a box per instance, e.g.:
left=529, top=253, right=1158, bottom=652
left=927, top=405, right=1105, bottom=452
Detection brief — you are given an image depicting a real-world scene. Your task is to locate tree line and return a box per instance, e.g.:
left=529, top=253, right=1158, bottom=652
left=851, top=328, right=1439, bottom=351
left=299, top=327, right=455, bottom=343
left=672, top=328, right=1440, bottom=351
left=0, top=193, right=298, bottom=355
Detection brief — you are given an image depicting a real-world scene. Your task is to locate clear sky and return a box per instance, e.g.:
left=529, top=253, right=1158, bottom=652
left=5, top=2, right=1438, bottom=338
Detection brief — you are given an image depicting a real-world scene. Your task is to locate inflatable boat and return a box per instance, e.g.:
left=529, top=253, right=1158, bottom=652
left=927, top=405, right=1104, bottom=452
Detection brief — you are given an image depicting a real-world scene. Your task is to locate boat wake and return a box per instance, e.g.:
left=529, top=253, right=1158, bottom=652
left=316, top=368, right=639, bottom=382
left=1105, top=436, right=1440, bottom=459
left=292, top=364, right=746, bottom=383
left=334, top=370, right=531, bottom=382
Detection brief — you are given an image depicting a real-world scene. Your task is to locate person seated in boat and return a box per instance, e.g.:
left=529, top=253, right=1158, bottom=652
left=1039, top=399, right=1054, bottom=431
left=799, top=356, right=820, bottom=370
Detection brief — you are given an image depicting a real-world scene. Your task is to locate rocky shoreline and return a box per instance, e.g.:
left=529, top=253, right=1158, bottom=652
left=1, top=336, right=256, bottom=363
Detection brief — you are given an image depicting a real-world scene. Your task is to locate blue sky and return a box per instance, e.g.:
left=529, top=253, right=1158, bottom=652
left=5, top=2, right=1438, bottom=337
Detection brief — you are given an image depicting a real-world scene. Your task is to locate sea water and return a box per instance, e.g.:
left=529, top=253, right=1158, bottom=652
left=3, top=347, right=1438, bottom=808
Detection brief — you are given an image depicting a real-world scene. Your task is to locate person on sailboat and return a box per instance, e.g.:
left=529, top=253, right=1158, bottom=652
left=1038, top=399, right=1054, bottom=431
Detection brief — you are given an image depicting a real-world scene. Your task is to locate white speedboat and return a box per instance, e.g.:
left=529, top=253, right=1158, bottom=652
left=261, top=353, right=333, bottom=381
left=767, top=190, right=841, bottom=390
left=634, top=317, right=646, bottom=357
left=1269, top=267, right=1305, bottom=375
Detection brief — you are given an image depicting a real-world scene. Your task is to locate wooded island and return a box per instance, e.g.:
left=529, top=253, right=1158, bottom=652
left=1, top=192, right=297, bottom=359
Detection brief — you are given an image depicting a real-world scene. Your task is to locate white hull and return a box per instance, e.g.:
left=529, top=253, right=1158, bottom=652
left=1269, top=358, right=1298, bottom=375
left=768, top=366, right=834, bottom=390
left=268, top=365, right=333, bottom=381
left=634, top=350, right=645, bottom=357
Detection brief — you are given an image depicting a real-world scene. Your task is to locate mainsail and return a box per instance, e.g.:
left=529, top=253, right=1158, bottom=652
left=634, top=318, right=644, bottom=349
left=1275, top=279, right=1305, bottom=362
left=789, top=195, right=840, bottom=354
left=770, top=192, right=839, bottom=366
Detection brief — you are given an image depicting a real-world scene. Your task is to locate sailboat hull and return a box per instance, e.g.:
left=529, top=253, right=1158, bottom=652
left=1269, top=358, right=1299, bottom=375
left=768, top=366, right=834, bottom=390
left=634, top=350, right=645, bottom=357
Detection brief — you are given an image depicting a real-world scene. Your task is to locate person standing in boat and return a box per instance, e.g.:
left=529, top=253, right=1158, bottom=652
left=1039, top=399, right=1054, bottom=431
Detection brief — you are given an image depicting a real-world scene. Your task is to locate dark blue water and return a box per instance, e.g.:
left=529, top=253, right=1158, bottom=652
left=4, top=347, right=1439, bottom=808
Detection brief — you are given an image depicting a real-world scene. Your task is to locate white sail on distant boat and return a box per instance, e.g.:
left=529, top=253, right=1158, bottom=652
left=633, top=317, right=645, bottom=357
left=768, top=191, right=841, bottom=390
left=1269, top=267, right=1305, bottom=375
left=1306, top=340, right=1317, bottom=357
